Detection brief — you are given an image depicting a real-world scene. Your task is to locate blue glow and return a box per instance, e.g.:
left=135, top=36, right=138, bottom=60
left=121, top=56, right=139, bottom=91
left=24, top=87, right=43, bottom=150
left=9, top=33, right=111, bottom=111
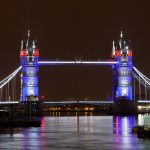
left=21, top=86, right=38, bottom=101
left=21, top=54, right=39, bottom=102
left=116, top=87, right=132, bottom=100
left=114, top=116, right=135, bottom=135
left=22, top=77, right=38, bottom=85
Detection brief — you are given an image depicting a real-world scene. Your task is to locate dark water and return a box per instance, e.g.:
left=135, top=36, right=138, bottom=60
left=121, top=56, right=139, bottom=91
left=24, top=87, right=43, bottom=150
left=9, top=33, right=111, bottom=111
left=0, top=113, right=150, bottom=150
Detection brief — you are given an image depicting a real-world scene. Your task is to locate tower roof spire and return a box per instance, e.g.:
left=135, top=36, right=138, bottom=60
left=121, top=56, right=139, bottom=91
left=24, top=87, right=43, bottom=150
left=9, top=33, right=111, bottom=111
left=120, top=30, right=123, bottom=38
left=21, top=40, right=23, bottom=50
left=27, top=29, right=30, bottom=37
left=26, top=30, right=32, bottom=50
left=112, top=41, right=116, bottom=58
left=119, top=30, right=124, bottom=49
left=33, top=40, right=35, bottom=49
left=112, top=41, right=115, bottom=51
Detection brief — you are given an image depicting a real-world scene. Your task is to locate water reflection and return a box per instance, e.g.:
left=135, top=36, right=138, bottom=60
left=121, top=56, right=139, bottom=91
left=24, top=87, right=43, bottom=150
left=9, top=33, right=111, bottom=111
left=113, top=116, right=137, bottom=135
left=0, top=113, right=149, bottom=149
left=113, top=116, right=138, bottom=148
left=138, top=114, right=144, bottom=126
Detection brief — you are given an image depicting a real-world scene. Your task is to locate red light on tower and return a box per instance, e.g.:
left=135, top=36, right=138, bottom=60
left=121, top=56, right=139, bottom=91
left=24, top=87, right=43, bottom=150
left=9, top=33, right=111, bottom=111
left=41, top=95, right=45, bottom=101
left=34, top=50, right=39, bottom=56
left=20, top=51, right=27, bottom=57
left=116, top=50, right=121, bottom=57
left=128, top=50, right=132, bottom=56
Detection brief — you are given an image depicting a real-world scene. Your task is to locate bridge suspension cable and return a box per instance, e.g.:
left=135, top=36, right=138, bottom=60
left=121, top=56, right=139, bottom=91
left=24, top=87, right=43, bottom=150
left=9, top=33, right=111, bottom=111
left=132, top=67, right=150, bottom=87
left=0, top=67, right=21, bottom=85
left=133, top=67, right=150, bottom=83
left=132, top=66, right=150, bottom=100
left=0, top=66, right=22, bottom=89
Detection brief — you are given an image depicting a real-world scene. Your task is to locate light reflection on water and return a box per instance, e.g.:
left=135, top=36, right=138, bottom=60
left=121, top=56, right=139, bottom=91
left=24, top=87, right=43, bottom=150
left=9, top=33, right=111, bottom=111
left=113, top=116, right=137, bottom=135
left=0, top=113, right=150, bottom=149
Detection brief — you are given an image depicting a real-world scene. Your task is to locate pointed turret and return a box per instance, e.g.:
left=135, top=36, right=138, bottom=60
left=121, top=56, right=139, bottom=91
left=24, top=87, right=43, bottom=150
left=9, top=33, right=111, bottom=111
left=21, top=40, right=23, bottom=50
left=120, top=30, right=123, bottom=38
left=27, top=29, right=30, bottom=37
left=119, top=30, right=124, bottom=49
left=26, top=30, right=30, bottom=49
left=25, top=29, right=34, bottom=51
left=33, top=40, right=35, bottom=49
left=112, top=41, right=116, bottom=58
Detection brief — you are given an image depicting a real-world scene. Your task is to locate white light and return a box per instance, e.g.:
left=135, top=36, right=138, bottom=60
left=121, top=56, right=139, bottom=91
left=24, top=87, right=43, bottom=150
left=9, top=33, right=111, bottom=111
left=27, top=87, right=34, bottom=95
left=122, top=87, right=128, bottom=96
left=120, top=30, right=123, bottom=38
left=121, top=79, right=128, bottom=85
left=120, top=50, right=123, bottom=55
left=138, top=100, right=150, bottom=103
left=0, top=101, right=19, bottom=104
left=39, top=61, right=75, bottom=64
left=38, top=61, right=118, bottom=65
left=81, top=61, right=118, bottom=64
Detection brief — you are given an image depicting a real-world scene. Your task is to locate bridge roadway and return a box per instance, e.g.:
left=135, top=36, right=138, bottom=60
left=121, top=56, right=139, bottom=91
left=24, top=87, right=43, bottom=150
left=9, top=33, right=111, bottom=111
left=0, top=100, right=150, bottom=105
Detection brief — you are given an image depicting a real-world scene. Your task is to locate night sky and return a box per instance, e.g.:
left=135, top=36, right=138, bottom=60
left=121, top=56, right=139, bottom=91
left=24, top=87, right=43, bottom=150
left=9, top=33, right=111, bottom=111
left=0, top=0, right=150, bottom=100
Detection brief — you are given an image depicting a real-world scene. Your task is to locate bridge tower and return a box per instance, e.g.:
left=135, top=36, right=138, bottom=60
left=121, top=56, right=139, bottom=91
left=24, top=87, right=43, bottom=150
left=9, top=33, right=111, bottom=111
left=20, top=30, right=39, bottom=102
left=112, top=31, right=137, bottom=114
left=112, top=31, right=133, bottom=100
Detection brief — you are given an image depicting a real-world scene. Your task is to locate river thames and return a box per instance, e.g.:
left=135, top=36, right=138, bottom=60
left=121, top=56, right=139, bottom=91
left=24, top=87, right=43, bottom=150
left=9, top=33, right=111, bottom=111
left=0, top=113, right=150, bottom=149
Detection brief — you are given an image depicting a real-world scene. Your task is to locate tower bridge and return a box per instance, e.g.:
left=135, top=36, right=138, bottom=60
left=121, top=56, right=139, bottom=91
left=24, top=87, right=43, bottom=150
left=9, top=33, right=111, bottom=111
left=0, top=30, right=150, bottom=114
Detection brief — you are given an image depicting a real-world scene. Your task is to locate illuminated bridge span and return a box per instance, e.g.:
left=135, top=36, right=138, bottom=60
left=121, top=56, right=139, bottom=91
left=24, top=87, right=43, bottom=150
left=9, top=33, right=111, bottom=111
left=38, top=60, right=118, bottom=65
left=0, top=30, right=150, bottom=114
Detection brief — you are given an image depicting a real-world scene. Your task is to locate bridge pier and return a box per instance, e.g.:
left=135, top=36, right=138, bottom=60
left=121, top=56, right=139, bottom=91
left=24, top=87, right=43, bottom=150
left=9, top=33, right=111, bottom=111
left=112, top=31, right=137, bottom=115
left=113, top=100, right=138, bottom=115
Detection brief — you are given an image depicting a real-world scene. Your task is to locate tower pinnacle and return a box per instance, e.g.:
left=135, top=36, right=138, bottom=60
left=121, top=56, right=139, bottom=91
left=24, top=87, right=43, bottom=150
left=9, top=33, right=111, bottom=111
left=112, top=41, right=115, bottom=49
left=26, top=30, right=32, bottom=50
left=33, top=40, right=35, bottom=49
left=27, top=29, right=30, bottom=37
left=120, top=30, right=123, bottom=38
left=112, top=41, right=116, bottom=58
left=21, top=40, right=23, bottom=50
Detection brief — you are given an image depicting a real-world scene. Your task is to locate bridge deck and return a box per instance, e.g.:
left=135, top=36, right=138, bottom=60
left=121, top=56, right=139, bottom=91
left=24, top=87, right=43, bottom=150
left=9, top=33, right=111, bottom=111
left=0, top=100, right=150, bottom=105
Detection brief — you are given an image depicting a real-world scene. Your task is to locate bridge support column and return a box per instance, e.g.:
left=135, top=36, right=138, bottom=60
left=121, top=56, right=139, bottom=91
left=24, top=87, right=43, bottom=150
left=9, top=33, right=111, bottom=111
left=112, top=31, right=137, bottom=114
left=20, top=31, right=39, bottom=102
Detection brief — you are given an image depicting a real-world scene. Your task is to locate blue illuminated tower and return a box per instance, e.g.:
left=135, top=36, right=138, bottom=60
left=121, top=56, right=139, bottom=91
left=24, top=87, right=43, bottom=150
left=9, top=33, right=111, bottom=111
left=112, top=31, right=133, bottom=101
left=20, top=30, right=39, bottom=102
left=112, top=31, right=137, bottom=114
